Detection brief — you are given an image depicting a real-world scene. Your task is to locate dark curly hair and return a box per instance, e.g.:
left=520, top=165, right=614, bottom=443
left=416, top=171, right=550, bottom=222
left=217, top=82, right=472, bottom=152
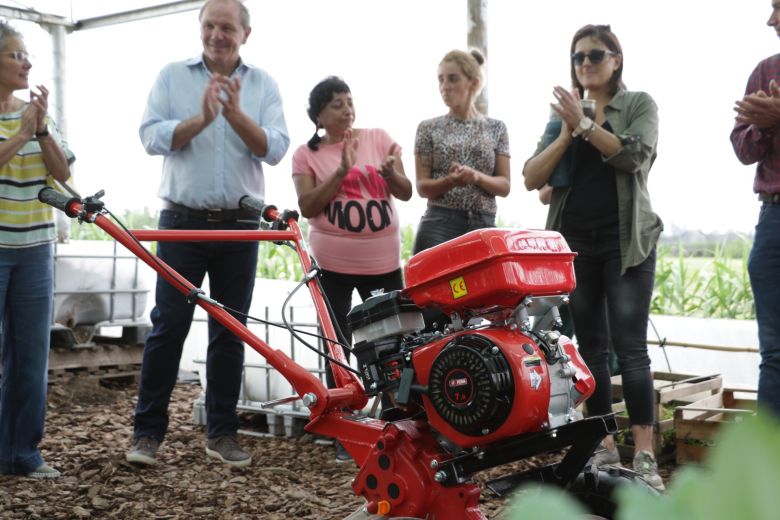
left=306, top=76, right=351, bottom=150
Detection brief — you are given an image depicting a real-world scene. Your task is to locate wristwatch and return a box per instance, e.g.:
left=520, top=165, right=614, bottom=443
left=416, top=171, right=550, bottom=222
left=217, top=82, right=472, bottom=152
left=571, top=116, right=595, bottom=138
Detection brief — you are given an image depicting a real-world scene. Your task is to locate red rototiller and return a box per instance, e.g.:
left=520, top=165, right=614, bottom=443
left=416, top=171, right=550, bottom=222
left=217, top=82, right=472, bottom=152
left=41, top=188, right=652, bottom=519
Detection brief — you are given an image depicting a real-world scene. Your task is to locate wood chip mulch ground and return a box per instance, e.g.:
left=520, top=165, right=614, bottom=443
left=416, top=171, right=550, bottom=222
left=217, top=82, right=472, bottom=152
left=0, top=377, right=674, bottom=519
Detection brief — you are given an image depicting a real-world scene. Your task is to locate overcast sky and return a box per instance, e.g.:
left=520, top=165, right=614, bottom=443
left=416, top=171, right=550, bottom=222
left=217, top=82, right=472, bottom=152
left=5, top=0, right=779, bottom=234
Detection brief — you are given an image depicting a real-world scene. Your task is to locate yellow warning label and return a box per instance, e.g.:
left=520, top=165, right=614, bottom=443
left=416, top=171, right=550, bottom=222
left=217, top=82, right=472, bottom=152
left=450, top=276, right=468, bottom=299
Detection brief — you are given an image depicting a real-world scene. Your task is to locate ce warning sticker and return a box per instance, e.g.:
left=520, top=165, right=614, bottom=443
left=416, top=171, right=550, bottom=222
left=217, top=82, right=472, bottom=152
left=449, top=276, right=468, bottom=299
left=529, top=368, right=542, bottom=391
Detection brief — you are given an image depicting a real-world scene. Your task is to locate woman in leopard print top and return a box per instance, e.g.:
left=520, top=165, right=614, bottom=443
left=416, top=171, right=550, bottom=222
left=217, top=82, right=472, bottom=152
left=412, top=48, right=511, bottom=254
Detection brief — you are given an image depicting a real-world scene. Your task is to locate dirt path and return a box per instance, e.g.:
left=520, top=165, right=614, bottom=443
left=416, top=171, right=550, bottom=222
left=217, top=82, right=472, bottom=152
left=0, top=379, right=524, bottom=519
left=0, top=378, right=673, bottom=519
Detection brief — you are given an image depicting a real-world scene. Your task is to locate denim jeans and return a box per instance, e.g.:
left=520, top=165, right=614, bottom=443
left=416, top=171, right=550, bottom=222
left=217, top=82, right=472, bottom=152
left=748, top=203, right=780, bottom=419
left=133, top=211, right=259, bottom=441
left=0, top=243, right=53, bottom=474
left=564, top=235, right=656, bottom=425
left=412, top=206, right=496, bottom=254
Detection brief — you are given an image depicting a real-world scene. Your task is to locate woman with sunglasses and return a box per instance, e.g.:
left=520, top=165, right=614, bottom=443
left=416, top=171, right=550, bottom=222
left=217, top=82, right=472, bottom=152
left=0, top=21, right=74, bottom=479
left=523, top=24, right=664, bottom=491
left=412, top=49, right=511, bottom=254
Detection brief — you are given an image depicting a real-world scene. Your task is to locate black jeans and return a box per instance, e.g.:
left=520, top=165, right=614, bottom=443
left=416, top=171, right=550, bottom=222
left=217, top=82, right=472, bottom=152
left=319, top=268, right=404, bottom=388
left=412, top=205, right=496, bottom=254
left=133, top=210, right=259, bottom=441
left=565, top=235, right=656, bottom=425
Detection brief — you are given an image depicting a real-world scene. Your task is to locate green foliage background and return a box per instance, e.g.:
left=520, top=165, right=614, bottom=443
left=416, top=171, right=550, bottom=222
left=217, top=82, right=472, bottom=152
left=69, top=210, right=755, bottom=320
left=652, top=240, right=754, bottom=319
left=505, top=413, right=780, bottom=520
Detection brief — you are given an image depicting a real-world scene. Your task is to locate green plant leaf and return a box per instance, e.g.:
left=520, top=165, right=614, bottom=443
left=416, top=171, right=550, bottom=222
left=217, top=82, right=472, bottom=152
left=686, top=413, right=780, bottom=519
left=616, top=470, right=695, bottom=520
left=505, top=414, right=780, bottom=520
left=618, top=413, right=780, bottom=520
left=506, top=486, right=587, bottom=519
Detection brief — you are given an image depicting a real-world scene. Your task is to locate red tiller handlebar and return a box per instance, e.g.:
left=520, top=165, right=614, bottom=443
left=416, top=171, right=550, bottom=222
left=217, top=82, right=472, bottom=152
left=39, top=188, right=367, bottom=415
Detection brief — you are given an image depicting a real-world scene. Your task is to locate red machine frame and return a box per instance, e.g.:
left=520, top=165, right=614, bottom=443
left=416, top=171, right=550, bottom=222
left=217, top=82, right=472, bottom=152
left=41, top=189, right=617, bottom=519
left=44, top=190, right=495, bottom=518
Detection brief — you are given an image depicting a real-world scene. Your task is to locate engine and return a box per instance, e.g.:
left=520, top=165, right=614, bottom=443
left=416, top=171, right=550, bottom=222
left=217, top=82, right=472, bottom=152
left=347, top=229, right=596, bottom=449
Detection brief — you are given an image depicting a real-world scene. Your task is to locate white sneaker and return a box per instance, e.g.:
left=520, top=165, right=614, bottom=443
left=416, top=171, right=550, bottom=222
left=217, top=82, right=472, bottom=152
left=27, top=464, right=60, bottom=479
left=589, top=443, right=622, bottom=467
left=633, top=450, right=665, bottom=492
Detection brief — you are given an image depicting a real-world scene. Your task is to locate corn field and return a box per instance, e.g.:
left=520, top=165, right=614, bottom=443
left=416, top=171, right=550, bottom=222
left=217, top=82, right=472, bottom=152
left=652, top=241, right=755, bottom=320
left=69, top=212, right=755, bottom=320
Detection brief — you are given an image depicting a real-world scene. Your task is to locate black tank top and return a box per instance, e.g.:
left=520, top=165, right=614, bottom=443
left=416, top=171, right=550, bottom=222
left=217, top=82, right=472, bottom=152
left=561, top=122, right=619, bottom=238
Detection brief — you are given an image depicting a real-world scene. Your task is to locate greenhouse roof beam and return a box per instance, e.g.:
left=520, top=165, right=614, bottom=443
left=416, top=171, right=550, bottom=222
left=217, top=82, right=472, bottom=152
left=0, top=6, right=71, bottom=28
left=73, top=1, right=202, bottom=32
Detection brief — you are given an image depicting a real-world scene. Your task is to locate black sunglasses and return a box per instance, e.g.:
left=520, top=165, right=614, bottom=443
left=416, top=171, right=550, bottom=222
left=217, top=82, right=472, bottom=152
left=571, top=49, right=617, bottom=66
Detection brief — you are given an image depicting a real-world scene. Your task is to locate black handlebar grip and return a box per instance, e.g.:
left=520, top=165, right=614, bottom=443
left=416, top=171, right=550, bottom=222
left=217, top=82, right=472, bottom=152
left=238, top=195, right=264, bottom=216
left=239, top=195, right=279, bottom=222
left=38, top=187, right=80, bottom=218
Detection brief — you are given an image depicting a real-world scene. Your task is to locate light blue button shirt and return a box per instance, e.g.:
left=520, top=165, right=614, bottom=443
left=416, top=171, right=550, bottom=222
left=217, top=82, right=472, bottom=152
left=139, top=55, right=290, bottom=209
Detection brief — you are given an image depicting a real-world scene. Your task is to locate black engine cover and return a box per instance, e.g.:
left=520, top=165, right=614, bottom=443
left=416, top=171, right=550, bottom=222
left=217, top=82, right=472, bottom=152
left=427, top=335, right=514, bottom=436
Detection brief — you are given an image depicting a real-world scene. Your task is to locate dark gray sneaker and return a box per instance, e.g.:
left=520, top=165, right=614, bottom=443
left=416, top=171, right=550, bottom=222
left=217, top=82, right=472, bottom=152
left=335, top=441, right=353, bottom=463
left=126, top=436, right=160, bottom=466
left=206, top=435, right=251, bottom=468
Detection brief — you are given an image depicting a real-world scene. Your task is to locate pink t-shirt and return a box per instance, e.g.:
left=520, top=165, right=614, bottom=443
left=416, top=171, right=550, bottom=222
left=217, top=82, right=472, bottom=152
left=292, top=128, right=402, bottom=275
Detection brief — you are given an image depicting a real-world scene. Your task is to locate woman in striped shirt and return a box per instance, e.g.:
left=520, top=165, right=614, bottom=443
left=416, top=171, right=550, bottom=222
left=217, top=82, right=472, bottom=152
left=0, top=21, right=74, bottom=479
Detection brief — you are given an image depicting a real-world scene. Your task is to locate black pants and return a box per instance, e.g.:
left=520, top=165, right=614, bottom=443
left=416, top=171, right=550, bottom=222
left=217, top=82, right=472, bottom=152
left=319, top=268, right=404, bottom=389
left=412, top=205, right=495, bottom=254
left=565, top=235, right=656, bottom=425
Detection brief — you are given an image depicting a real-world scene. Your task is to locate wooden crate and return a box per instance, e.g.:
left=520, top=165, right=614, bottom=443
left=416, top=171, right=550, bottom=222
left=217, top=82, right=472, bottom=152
left=674, top=388, right=757, bottom=464
left=609, top=372, right=723, bottom=461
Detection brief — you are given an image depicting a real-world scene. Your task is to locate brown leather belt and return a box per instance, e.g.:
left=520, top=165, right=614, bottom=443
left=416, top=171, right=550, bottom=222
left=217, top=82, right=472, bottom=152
left=161, top=200, right=255, bottom=221
left=758, top=192, right=780, bottom=204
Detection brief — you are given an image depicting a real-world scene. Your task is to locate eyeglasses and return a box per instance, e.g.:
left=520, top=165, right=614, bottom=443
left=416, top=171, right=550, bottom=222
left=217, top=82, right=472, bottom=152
left=571, top=49, right=616, bottom=66
left=1, top=51, right=31, bottom=62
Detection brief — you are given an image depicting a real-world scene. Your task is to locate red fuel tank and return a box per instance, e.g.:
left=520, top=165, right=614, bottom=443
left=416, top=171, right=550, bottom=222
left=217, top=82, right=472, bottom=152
left=403, top=229, right=576, bottom=315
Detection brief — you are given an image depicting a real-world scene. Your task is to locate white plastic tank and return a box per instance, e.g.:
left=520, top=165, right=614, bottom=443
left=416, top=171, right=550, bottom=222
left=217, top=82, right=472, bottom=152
left=53, top=240, right=152, bottom=327
left=187, top=278, right=332, bottom=403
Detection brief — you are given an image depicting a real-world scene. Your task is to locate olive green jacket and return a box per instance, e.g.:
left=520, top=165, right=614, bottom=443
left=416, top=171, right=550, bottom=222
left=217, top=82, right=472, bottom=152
left=532, top=90, right=663, bottom=274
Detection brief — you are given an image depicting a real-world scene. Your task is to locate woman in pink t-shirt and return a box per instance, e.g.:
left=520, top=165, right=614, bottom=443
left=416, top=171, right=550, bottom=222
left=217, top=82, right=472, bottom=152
left=291, top=77, right=412, bottom=453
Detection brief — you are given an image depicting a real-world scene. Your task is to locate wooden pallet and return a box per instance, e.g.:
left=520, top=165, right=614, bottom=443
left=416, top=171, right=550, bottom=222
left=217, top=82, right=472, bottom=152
left=674, top=388, right=757, bottom=464
left=47, top=343, right=144, bottom=382
left=609, top=371, right=723, bottom=461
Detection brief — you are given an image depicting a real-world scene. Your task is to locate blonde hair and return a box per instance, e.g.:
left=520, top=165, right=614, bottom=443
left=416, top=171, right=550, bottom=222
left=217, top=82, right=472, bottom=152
left=440, top=48, right=485, bottom=100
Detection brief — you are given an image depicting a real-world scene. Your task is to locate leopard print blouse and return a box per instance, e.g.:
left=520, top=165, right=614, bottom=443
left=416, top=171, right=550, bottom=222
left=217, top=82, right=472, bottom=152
left=414, top=113, right=510, bottom=213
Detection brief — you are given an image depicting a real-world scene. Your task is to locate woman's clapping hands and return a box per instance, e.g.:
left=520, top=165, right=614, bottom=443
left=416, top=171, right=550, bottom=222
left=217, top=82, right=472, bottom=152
left=551, top=86, right=584, bottom=138
left=448, top=161, right=478, bottom=186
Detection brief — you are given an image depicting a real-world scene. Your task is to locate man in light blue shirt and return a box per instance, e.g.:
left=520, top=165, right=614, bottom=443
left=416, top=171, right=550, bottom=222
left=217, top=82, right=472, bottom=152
left=127, top=0, right=289, bottom=468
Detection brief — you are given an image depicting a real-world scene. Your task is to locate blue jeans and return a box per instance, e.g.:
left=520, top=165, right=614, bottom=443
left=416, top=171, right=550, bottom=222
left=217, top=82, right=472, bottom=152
left=133, top=211, right=259, bottom=441
left=748, top=203, right=780, bottom=419
left=412, top=206, right=495, bottom=254
left=0, top=243, right=54, bottom=475
left=564, top=235, right=656, bottom=425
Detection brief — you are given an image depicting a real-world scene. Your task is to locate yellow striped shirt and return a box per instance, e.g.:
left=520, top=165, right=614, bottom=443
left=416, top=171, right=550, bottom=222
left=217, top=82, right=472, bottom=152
left=0, top=106, right=75, bottom=248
